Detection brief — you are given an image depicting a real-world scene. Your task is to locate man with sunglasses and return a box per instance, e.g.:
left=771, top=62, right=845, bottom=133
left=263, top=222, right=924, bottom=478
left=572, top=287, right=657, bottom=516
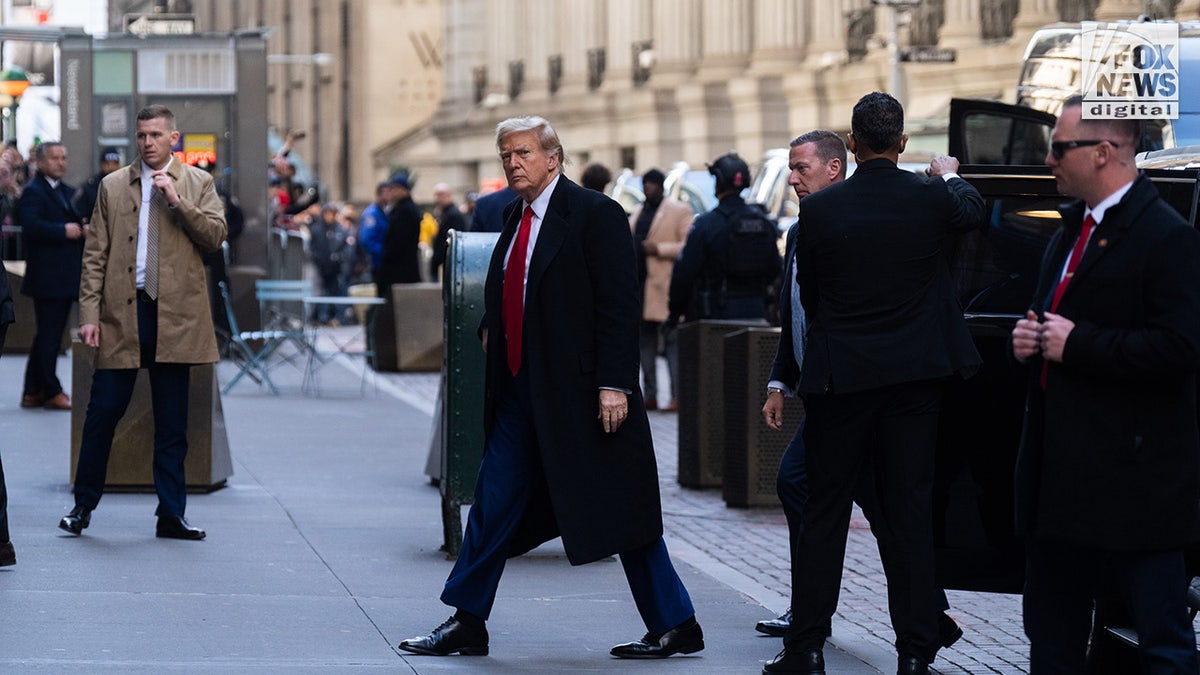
left=1011, top=94, right=1200, bottom=672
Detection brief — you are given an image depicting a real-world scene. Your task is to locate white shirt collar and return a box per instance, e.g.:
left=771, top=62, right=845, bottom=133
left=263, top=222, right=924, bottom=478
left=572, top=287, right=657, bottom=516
left=1085, top=179, right=1135, bottom=225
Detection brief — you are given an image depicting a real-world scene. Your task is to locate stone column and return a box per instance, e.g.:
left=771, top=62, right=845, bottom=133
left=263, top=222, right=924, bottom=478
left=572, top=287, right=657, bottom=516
left=940, top=0, right=981, bottom=48
left=652, top=0, right=700, bottom=85
left=699, top=0, right=751, bottom=78
left=805, top=0, right=847, bottom=59
left=1094, top=0, right=1143, bottom=21
left=605, top=0, right=651, bottom=90
left=749, top=0, right=805, bottom=73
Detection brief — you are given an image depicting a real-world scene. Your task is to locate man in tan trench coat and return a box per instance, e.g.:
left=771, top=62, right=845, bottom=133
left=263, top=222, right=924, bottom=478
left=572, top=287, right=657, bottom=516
left=59, top=104, right=226, bottom=540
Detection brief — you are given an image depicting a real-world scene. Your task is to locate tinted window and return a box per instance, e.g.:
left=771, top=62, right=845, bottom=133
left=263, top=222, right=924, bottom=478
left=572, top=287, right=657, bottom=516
left=961, top=112, right=1052, bottom=165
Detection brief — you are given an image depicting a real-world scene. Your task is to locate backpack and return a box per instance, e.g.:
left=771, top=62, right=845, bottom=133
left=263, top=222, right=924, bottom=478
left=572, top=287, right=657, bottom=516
left=723, top=203, right=779, bottom=287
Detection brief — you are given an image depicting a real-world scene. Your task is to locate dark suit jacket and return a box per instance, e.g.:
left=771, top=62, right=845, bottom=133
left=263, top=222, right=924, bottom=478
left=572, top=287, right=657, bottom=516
left=471, top=186, right=516, bottom=233
left=1014, top=174, right=1200, bottom=550
left=18, top=174, right=83, bottom=299
left=768, top=223, right=802, bottom=389
left=795, top=158, right=985, bottom=395
left=480, top=176, right=662, bottom=565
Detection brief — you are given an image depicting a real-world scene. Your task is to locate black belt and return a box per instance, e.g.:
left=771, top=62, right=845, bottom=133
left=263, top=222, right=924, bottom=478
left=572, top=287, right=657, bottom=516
left=136, top=288, right=156, bottom=303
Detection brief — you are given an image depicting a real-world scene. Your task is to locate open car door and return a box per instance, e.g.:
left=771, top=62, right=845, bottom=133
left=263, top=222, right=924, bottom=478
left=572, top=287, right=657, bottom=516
left=949, top=98, right=1057, bottom=165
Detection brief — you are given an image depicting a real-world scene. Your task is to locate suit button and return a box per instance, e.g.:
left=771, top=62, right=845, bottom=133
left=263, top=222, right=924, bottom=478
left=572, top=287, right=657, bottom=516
left=127, top=298, right=133, bottom=304
left=127, top=266, right=133, bottom=273
left=128, top=235, right=134, bottom=241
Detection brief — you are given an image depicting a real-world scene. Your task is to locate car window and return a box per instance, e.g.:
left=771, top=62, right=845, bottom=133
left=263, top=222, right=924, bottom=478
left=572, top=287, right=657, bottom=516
left=961, top=112, right=1052, bottom=165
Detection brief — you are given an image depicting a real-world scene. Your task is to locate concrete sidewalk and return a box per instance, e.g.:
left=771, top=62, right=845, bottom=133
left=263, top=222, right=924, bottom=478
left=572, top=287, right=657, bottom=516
left=0, top=345, right=1032, bottom=673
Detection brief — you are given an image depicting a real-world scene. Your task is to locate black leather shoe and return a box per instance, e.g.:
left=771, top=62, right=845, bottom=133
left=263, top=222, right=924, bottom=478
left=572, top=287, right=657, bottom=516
left=398, top=616, right=489, bottom=656
left=610, top=617, right=704, bottom=658
left=763, top=647, right=825, bottom=674
left=938, top=612, right=963, bottom=648
left=756, top=607, right=792, bottom=637
left=898, top=655, right=930, bottom=675
left=156, top=515, right=206, bottom=540
left=0, top=541, right=14, bottom=566
left=58, top=505, right=91, bottom=536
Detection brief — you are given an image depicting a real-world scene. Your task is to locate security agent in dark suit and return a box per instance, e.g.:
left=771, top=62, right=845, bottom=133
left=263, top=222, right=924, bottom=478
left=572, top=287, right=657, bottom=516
left=758, top=130, right=964, bottom=651
left=764, top=93, right=984, bottom=675
left=399, top=116, right=703, bottom=660
left=1011, top=95, right=1200, bottom=674
left=18, top=141, right=85, bottom=411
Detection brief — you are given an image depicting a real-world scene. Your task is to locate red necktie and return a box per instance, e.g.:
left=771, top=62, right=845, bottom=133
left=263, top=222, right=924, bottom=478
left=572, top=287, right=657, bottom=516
left=1041, top=214, right=1095, bottom=389
left=503, top=206, right=534, bottom=375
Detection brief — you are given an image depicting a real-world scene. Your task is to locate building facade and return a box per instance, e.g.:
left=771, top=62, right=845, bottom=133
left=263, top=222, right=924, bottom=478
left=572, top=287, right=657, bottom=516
left=426, top=0, right=1197, bottom=199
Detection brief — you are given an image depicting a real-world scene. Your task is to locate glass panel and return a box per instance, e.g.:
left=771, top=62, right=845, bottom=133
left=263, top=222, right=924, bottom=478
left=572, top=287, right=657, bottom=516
left=94, top=51, right=134, bottom=96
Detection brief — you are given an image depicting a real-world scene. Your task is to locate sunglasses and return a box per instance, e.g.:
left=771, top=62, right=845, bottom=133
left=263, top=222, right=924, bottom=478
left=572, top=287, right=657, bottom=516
left=1050, top=139, right=1118, bottom=160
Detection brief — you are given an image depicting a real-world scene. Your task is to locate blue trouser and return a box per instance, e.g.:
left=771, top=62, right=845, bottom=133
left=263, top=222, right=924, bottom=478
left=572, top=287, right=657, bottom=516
left=74, top=296, right=191, bottom=517
left=441, top=369, right=695, bottom=634
left=1024, top=540, right=1198, bottom=674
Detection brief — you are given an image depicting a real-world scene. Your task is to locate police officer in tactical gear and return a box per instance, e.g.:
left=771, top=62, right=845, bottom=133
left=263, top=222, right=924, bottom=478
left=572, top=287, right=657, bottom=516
left=668, top=151, right=781, bottom=324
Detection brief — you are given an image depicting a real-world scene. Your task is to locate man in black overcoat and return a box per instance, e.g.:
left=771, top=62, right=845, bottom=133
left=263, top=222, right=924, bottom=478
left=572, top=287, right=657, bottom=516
left=765, top=93, right=985, bottom=675
left=1011, top=95, right=1200, bottom=674
left=399, top=116, right=703, bottom=660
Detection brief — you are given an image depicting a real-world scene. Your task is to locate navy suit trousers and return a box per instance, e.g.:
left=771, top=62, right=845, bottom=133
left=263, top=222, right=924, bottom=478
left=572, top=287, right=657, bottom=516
left=23, top=297, right=73, bottom=399
left=73, top=296, right=191, bottom=517
left=441, top=368, right=695, bottom=633
left=1024, top=540, right=1197, bottom=674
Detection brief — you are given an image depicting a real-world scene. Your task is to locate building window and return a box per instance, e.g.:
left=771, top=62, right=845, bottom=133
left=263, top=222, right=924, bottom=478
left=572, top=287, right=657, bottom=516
left=587, top=47, right=606, bottom=91
left=472, top=66, right=487, bottom=105
left=632, top=40, right=652, bottom=88
left=548, top=55, right=563, bottom=95
left=508, top=60, right=524, bottom=101
left=981, top=0, right=1018, bottom=42
left=619, top=146, right=635, bottom=170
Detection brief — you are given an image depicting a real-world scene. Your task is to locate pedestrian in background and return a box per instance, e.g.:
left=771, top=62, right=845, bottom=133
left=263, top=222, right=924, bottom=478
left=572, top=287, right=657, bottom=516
left=1011, top=95, right=1200, bottom=674
left=73, top=146, right=123, bottom=224
left=17, top=141, right=84, bottom=411
left=628, top=168, right=690, bottom=412
left=399, top=115, right=703, bottom=660
left=358, top=181, right=390, bottom=287
left=580, top=162, right=612, bottom=192
left=376, top=171, right=422, bottom=295
left=765, top=92, right=984, bottom=675
left=62, top=104, right=226, bottom=541
left=429, top=182, right=466, bottom=281
left=0, top=260, right=15, bottom=566
left=470, top=185, right=516, bottom=234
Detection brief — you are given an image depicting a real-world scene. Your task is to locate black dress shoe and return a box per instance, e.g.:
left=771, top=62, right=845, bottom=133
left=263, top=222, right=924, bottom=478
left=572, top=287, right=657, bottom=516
left=756, top=607, right=793, bottom=637
left=938, top=612, right=963, bottom=648
left=0, top=541, right=14, bottom=566
left=898, top=655, right=930, bottom=675
left=763, top=647, right=825, bottom=674
left=156, top=515, right=206, bottom=540
left=610, top=617, right=704, bottom=658
left=58, top=505, right=92, bottom=536
left=398, top=616, right=489, bottom=656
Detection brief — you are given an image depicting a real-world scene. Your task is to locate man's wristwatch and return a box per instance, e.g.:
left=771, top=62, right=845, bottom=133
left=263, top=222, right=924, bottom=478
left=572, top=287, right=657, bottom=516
left=766, top=386, right=785, bottom=397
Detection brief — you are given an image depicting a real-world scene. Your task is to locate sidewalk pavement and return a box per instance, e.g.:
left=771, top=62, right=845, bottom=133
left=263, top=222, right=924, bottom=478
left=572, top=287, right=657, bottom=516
left=0, top=344, right=1032, bottom=673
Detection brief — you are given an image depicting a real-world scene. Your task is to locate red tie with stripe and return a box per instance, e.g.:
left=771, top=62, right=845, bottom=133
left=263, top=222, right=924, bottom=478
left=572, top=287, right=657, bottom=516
left=503, top=206, right=534, bottom=375
left=1040, top=214, right=1095, bottom=389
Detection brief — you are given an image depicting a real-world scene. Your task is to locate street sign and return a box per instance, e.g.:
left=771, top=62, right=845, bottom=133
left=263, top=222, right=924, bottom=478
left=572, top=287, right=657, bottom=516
left=124, top=13, right=196, bottom=37
left=901, top=46, right=957, bottom=63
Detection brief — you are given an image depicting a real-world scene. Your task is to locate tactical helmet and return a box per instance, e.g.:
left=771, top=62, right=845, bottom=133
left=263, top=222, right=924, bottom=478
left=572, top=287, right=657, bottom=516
left=708, top=151, right=751, bottom=195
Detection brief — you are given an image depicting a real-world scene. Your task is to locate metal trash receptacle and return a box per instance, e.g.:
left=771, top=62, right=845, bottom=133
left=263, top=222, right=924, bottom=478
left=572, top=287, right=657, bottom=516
left=722, top=327, right=803, bottom=507
left=677, top=319, right=762, bottom=488
left=440, top=230, right=498, bottom=556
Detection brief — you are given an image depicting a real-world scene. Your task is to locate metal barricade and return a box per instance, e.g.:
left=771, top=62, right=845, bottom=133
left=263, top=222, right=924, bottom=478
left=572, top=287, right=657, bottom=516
left=722, top=327, right=803, bottom=507
left=440, top=230, right=498, bottom=556
left=676, top=319, right=762, bottom=488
